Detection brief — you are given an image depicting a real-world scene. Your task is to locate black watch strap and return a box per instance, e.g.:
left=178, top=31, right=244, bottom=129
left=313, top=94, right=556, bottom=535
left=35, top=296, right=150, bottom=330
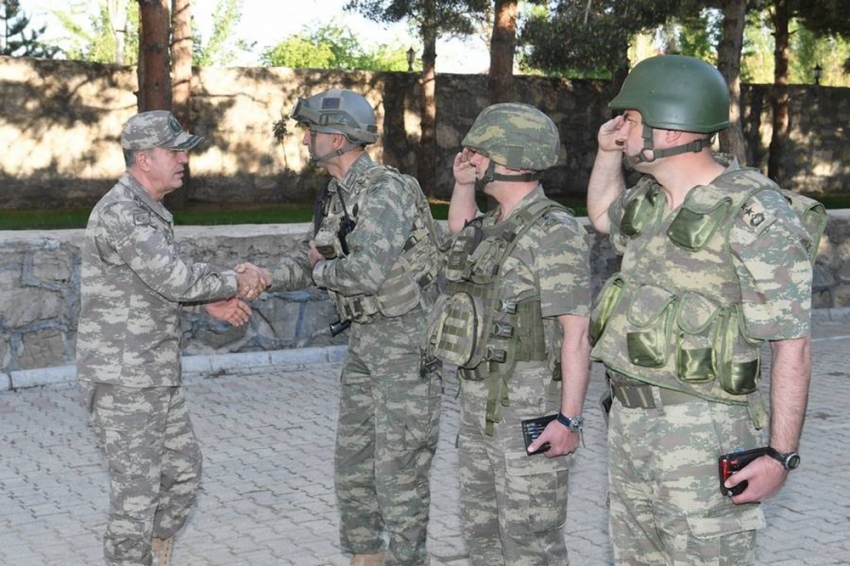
left=767, top=447, right=801, bottom=470
left=556, top=412, right=583, bottom=433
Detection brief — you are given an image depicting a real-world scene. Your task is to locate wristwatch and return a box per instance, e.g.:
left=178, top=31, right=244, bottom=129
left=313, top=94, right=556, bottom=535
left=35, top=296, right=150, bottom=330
left=767, top=447, right=801, bottom=471
left=556, top=412, right=584, bottom=433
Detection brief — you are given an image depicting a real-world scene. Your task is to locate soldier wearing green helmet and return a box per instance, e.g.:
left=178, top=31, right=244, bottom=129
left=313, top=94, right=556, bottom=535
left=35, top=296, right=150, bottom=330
left=268, top=88, right=444, bottom=566
left=425, top=102, right=592, bottom=564
left=587, top=55, right=822, bottom=565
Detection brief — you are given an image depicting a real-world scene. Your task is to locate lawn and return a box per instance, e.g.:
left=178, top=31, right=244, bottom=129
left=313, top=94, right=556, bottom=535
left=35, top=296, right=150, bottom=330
left=3, top=195, right=846, bottom=231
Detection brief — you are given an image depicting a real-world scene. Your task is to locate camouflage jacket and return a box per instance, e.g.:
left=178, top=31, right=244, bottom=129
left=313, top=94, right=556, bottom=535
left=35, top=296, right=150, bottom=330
left=76, top=172, right=238, bottom=387
left=591, top=159, right=813, bottom=401
left=312, top=153, right=442, bottom=322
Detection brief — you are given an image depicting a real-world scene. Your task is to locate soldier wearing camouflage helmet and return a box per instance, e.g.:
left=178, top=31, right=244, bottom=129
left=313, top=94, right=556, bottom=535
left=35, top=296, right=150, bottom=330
left=587, top=55, right=823, bottom=564
left=77, top=110, right=270, bottom=566
left=271, top=88, right=443, bottom=566
left=425, top=102, right=592, bottom=564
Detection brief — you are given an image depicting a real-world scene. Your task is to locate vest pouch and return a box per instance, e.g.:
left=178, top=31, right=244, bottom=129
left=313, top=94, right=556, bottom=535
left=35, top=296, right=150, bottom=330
left=716, top=305, right=761, bottom=395
left=625, top=285, right=677, bottom=368
left=376, top=257, right=421, bottom=318
left=428, top=290, right=487, bottom=369
left=667, top=198, right=731, bottom=252
left=423, top=293, right=449, bottom=358
left=590, top=273, right=625, bottom=346
left=467, top=236, right=508, bottom=285
left=445, top=222, right=483, bottom=282
left=621, top=190, right=657, bottom=237
left=675, top=291, right=723, bottom=383
left=782, top=190, right=827, bottom=262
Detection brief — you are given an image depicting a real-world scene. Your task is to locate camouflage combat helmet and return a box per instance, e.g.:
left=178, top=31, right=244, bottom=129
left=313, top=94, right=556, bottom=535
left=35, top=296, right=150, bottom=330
left=610, top=55, right=730, bottom=167
left=290, top=88, right=378, bottom=144
left=462, top=103, right=559, bottom=188
left=462, top=103, right=559, bottom=171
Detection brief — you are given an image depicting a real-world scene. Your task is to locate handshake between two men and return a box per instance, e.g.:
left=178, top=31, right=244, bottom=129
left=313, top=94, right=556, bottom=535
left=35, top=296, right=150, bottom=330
left=204, top=262, right=272, bottom=327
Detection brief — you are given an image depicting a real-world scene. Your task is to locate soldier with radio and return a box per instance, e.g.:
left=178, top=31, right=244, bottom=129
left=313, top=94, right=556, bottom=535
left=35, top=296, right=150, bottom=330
left=270, top=88, right=443, bottom=566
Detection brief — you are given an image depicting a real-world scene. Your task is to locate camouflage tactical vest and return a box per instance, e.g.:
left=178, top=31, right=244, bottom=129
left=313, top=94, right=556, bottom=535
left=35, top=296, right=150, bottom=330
left=590, top=167, right=825, bottom=408
left=424, top=199, right=567, bottom=378
left=315, top=164, right=443, bottom=324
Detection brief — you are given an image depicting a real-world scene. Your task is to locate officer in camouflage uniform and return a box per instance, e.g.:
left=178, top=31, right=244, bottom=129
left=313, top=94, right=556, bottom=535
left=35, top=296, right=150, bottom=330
left=77, top=111, right=269, bottom=566
left=281, top=89, right=443, bottom=566
left=587, top=55, right=822, bottom=565
left=426, top=103, right=592, bottom=565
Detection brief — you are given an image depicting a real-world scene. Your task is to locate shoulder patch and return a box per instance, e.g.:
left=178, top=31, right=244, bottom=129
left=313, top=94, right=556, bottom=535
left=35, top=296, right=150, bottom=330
left=737, top=191, right=779, bottom=235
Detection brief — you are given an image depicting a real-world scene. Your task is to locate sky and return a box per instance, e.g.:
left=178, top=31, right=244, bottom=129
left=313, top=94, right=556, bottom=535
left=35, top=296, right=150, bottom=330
left=24, top=0, right=491, bottom=74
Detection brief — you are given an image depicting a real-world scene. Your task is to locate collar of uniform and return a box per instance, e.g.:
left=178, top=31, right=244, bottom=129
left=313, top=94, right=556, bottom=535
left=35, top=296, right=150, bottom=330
left=334, top=152, right=375, bottom=194
left=119, top=172, right=174, bottom=224
left=483, top=184, right=548, bottom=228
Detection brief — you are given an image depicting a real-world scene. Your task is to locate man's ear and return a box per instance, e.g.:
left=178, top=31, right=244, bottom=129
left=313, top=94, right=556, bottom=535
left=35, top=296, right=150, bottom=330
left=135, top=150, right=151, bottom=171
left=665, top=129, right=684, bottom=143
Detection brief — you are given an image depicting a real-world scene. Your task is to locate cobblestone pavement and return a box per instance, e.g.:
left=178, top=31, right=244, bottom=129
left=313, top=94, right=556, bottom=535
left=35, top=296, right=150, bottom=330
left=1, top=324, right=849, bottom=566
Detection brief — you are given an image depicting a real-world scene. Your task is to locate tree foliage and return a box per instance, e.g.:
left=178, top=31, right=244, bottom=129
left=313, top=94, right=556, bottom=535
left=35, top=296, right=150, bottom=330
left=192, top=0, right=253, bottom=66
left=518, top=0, right=693, bottom=78
left=1, top=0, right=60, bottom=57
left=344, top=0, right=489, bottom=37
left=55, top=1, right=139, bottom=64
left=260, top=22, right=411, bottom=71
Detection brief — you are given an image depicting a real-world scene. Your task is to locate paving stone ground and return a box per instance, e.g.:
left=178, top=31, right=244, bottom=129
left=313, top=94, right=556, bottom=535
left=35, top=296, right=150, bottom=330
left=1, top=323, right=848, bottom=565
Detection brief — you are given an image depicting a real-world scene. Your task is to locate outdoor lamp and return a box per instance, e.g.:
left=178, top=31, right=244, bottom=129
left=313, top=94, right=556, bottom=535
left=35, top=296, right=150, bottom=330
left=407, top=47, right=415, bottom=72
left=814, top=63, right=823, bottom=85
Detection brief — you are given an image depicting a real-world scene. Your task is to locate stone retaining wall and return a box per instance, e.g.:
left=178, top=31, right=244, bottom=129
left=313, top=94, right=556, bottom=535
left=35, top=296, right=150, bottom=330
left=1, top=56, right=847, bottom=210
left=2, top=210, right=848, bottom=382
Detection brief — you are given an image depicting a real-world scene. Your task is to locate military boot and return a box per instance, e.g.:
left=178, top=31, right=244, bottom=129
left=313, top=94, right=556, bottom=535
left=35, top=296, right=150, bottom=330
left=350, top=552, right=385, bottom=566
left=151, top=536, right=174, bottom=566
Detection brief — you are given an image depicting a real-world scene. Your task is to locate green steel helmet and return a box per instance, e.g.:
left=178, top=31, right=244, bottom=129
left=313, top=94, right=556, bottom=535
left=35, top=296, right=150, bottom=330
left=290, top=88, right=378, bottom=145
left=461, top=103, right=559, bottom=171
left=609, top=55, right=730, bottom=133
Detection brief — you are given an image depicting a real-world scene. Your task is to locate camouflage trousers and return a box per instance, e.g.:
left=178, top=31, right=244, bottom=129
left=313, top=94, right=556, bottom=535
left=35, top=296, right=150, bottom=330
left=607, top=392, right=766, bottom=565
left=83, top=382, right=203, bottom=566
left=458, top=362, right=572, bottom=566
left=335, top=311, right=442, bottom=566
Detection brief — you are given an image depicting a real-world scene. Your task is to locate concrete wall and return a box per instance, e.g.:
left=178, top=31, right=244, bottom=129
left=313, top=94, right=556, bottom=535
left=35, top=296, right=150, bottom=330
left=2, top=210, right=849, bottom=382
left=1, top=56, right=847, bottom=210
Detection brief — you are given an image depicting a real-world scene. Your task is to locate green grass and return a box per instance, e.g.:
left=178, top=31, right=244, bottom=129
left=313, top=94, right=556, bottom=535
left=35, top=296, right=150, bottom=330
left=4, top=194, right=845, bottom=231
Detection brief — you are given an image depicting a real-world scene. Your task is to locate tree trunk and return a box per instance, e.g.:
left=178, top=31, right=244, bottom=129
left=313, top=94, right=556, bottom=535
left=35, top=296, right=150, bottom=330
left=417, top=0, right=438, bottom=198
left=488, top=0, right=517, bottom=104
left=768, top=0, right=790, bottom=184
left=106, top=0, right=129, bottom=64
left=717, top=0, right=747, bottom=164
left=167, top=0, right=192, bottom=209
left=171, top=0, right=191, bottom=126
left=137, top=0, right=171, bottom=111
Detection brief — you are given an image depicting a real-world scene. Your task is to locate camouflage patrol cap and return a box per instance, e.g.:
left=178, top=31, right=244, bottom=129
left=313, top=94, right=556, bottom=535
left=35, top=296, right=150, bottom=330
left=461, top=103, right=559, bottom=171
left=120, top=110, right=204, bottom=151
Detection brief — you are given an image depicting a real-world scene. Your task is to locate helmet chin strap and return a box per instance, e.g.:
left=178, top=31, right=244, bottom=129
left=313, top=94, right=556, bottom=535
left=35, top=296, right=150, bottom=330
left=308, top=131, right=362, bottom=166
left=623, top=124, right=715, bottom=170
left=474, top=161, right=542, bottom=191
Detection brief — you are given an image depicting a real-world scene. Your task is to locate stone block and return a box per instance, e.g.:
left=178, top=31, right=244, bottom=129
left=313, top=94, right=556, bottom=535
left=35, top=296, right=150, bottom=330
left=30, top=249, right=73, bottom=283
left=16, top=328, right=67, bottom=370
left=4, top=289, right=63, bottom=327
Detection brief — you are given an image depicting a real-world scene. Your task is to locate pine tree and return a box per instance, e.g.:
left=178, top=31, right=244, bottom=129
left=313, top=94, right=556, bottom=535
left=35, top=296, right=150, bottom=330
left=0, top=0, right=59, bottom=58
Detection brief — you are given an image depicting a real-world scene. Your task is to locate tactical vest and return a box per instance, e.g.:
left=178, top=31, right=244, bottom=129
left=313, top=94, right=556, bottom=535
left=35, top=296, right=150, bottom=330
left=424, top=199, right=568, bottom=434
left=314, top=164, right=443, bottom=324
left=590, top=167, right=826, bottom=412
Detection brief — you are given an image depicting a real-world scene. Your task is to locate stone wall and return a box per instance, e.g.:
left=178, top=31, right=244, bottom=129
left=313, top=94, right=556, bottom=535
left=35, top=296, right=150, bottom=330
left=0, top=56, right=847, bottom=211
left=2, top=210, right=849, bottom=381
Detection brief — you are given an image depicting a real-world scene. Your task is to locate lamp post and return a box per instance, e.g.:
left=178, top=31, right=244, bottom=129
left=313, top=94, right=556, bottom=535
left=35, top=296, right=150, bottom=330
left=814, top=63, right=823, bottom=86
left=407, top=47, right=415, bottom=73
